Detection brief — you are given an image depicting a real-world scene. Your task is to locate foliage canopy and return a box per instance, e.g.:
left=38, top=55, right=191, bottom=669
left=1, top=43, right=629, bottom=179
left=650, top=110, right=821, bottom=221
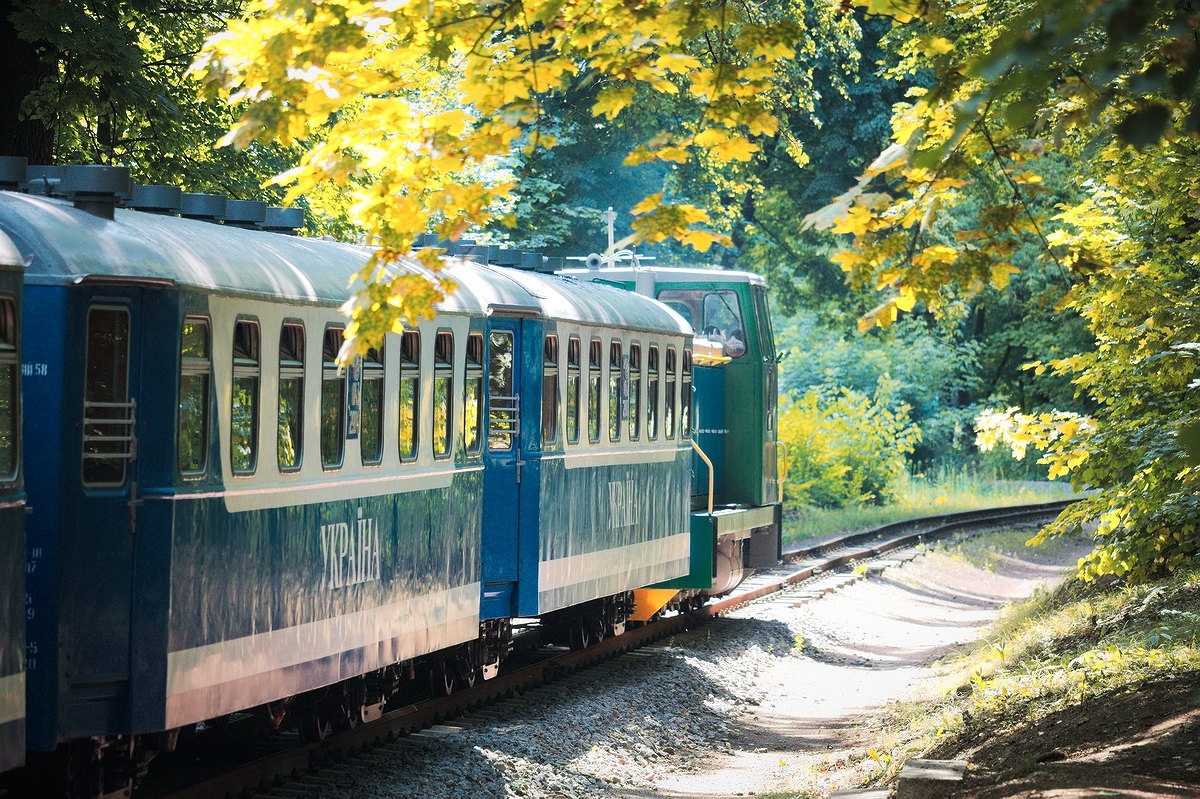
left=808, top=0, right=1200, bottom=580
left=194, top=0, right=848, bottom=354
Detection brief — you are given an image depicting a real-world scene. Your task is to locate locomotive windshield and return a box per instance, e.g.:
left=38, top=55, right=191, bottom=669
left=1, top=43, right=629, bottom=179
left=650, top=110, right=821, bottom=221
left=656, top=288, right=747, bottom=359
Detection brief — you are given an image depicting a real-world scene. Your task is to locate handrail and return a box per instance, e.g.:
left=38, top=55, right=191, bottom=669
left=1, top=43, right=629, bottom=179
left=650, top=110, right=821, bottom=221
left=82, top=398, right=137, bottom=462
left=691, top=439, right=714, bottom=515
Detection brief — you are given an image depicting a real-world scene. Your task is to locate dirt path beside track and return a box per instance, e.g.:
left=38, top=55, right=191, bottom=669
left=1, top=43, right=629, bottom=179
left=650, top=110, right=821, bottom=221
left=610, top=531, right=1096, bottom=798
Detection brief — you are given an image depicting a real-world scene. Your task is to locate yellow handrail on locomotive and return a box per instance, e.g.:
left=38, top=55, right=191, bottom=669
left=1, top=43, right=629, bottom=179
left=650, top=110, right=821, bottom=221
left=775, top=440, right=789, bottom=487
left=691, top=439, right=714, bottom=515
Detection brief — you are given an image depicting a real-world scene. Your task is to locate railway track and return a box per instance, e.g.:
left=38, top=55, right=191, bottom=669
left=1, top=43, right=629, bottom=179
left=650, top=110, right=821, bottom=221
left=141, top=499, right=1074, bottom=799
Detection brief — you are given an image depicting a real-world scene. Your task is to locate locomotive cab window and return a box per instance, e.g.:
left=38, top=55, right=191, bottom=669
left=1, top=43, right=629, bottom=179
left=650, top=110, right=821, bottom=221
left=398, top=331, right=420, bottom=461
left=566, top=336, right=581, bottom=444
left=433, top=330, right=453, bottom=459
left=277, top=322, right=304, bottom=472
left=542, top=335, right=559, bottom=445
left=321, top=326, right=346, bottom=469
left=0, top=296, right=17, bottom=480
left=178, top=316, right=211, bottom=477
left=628, top=342, right=641, bottom=441
left=230, top=318, right=260, bottom=476
left=657, top=288, right=747, bottom=359
left=753, top=285, right=778, bottom=435
left=465, top=333, right=483, bottom=454
left=360, top=346, right=384, bottom=465
left=588, top=339, right=602, bottom=444
left=681, top=348, right=693, bottom=439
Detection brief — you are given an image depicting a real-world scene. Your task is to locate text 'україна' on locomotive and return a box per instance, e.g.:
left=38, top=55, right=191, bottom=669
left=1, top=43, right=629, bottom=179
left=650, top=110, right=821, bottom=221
left=0, top=158, right=780, bottom=798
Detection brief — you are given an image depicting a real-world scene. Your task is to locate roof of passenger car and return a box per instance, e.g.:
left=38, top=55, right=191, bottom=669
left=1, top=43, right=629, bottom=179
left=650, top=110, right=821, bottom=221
left=0, top=192, right=688, bottom=334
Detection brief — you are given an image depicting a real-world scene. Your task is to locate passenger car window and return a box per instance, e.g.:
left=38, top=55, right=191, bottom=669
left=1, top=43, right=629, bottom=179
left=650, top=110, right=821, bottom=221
left=360, top=346, right=384, bottom=465
left=488, top=331, right=515, bottom=451
left=542, top=335, right=559, bottom=445
left=588, top=339, right=602, bottom=443
left=608, top=340, right=622, bottom=442
left=567, top=336, right=581, bottom=444
left=277, top=322, right=304, bottom=471
left=178, top=316, right=211, bottom=477
left=465, top=333, right=484, bottom=454
left=664, top=347, right=676, bottom=441
left=321, top=326, right=345, bottom=468
left=83, top=307, right=135, bottom=485
left=647, top=345, right=659, bottom=441
left=433, top=330, right=453, bottom=458
left=230, top=318, right=260, bottom=476
left=399, top=331, right=419, bottom=461
left=628, top=342, right=641, bottom=441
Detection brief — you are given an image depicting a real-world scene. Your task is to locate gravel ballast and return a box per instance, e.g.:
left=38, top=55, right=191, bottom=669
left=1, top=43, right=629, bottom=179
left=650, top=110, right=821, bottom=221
left=318, top=534, right=1089, bottom=798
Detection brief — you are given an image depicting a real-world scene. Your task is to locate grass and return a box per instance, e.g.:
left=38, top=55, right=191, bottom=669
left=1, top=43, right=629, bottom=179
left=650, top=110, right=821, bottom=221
left=783, top=470, right=1079, bottom=547
left=856, top=544, right=1200, bottom=788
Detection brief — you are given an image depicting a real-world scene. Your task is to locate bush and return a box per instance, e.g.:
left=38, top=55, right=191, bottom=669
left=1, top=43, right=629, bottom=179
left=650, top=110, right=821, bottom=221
left=779, top=378, right=922, bottom=508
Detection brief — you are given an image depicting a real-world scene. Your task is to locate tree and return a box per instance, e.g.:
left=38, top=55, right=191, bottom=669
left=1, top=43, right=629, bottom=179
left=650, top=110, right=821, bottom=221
left=806, top=0, right=1200, bottom=579
left=0, top=0, right=303, bottom=202
left=194, top=0, right=818, bottom=355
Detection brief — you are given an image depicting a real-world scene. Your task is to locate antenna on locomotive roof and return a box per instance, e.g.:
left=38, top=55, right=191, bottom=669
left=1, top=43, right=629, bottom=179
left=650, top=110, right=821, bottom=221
left=567, top=207, right=654, bottom=270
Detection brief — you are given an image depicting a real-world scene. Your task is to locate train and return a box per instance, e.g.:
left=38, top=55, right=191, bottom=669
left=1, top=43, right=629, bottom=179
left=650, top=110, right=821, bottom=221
left=0, top=159, right=781, bottom=798
left=0, top=224, right=24, bottom=779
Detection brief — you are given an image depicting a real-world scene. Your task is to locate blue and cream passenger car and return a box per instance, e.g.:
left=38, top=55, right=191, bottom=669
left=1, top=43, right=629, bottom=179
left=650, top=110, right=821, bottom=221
left=0, top=164, right=694, bottom=792
left=0, top=226, right=24, bottom=776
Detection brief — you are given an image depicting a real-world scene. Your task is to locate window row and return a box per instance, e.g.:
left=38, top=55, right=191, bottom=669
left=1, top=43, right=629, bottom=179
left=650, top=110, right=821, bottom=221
left=535, top=334, right=692, bottom=450
left=175, top=317, right=697, bottom=479
left=177, top=317, right=484, bottom=478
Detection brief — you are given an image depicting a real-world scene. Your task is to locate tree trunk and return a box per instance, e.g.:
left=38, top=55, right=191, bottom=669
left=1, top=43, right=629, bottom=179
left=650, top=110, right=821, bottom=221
left=0, top=0, right=56, bottom=162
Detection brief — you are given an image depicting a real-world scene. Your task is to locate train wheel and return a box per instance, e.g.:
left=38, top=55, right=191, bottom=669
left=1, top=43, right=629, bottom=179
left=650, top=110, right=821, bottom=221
left=299, top=707, right=334, bottom=742
left=430, top=658, right=455, bottom=696
left=569, top=622, right=590, bottom=651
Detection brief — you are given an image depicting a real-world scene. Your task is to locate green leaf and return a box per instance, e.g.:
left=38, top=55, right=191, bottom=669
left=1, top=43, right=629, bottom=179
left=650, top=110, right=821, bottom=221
left=1115, top=104, right=1170, bottom=148
left=1004, top=98, right=1039, bottom=130
left=1179, top=422, right=1200, bottom=466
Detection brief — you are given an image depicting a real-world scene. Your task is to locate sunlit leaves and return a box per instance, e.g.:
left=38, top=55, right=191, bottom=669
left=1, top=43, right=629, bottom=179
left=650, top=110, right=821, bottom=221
left=778, top=378, right=922, bottom=508
left=805, top=0, right=1200, bottom=580
left=195, top=0, right=813, bottom=354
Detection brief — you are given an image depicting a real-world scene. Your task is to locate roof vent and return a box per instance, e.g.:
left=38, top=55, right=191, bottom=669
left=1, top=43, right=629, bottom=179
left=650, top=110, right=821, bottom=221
left=180, top=192, right=227, bottom=222
left=537, top=255, right=563, bottom=274
left=129, top=184, right=182, bottom=215
left=24, top=165, right=63, bottom=197
left=223, top=199, right=267, bottom=229
left=464, top=244, right=500, bottom=264
left=59, top=164, right=131, bottom=220
left=263, top=206, right=305, bottom=234
left=493, top=247, right=522, bottom=266
left=0, top=156, right=27, bottom=191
